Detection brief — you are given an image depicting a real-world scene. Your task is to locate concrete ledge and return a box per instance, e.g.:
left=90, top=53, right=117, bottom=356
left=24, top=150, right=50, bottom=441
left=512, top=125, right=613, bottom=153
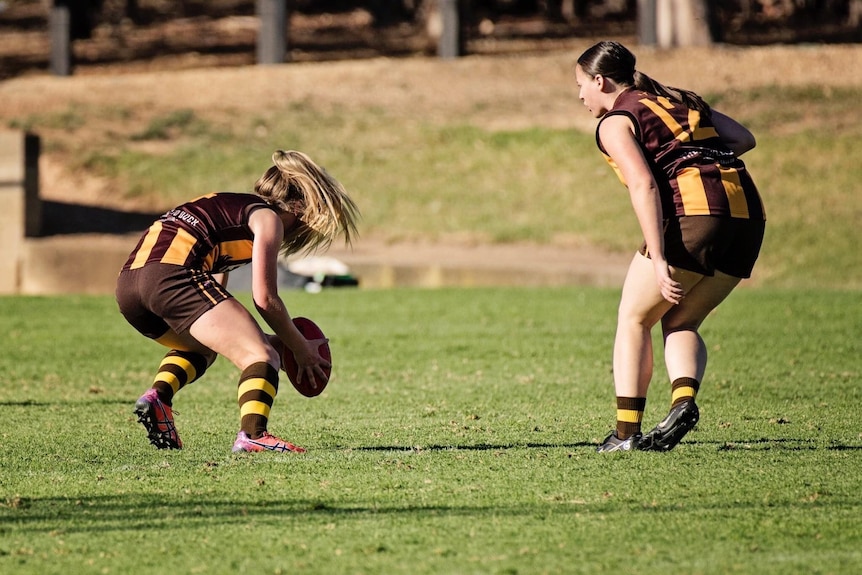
left=325, top=240, right=630, bottom=289
left=20, top=234, right=133, bottom=295
left=17, top=235, right=630, bottom=295
left=344, top=260, right=625, bottom=289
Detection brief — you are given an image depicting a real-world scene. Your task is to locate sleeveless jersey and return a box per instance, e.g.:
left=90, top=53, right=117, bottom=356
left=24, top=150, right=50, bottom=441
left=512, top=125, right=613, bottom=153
left=121, top=192, right=274, bottom=272
left=597, top=89, right=765, bottom=220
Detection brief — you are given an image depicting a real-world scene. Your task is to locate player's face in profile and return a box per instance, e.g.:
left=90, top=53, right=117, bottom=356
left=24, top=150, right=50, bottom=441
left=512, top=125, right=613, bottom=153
left=575, top=66, right=606, bottom=118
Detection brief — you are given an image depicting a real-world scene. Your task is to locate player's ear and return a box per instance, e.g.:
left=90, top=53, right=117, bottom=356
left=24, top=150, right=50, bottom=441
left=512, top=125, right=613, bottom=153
left=595, top=73, right=607, bottom=90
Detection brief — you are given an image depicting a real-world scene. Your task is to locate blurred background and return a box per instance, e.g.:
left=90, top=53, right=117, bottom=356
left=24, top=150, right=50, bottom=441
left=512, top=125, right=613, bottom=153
left=2, top=0, right=861, bottom=79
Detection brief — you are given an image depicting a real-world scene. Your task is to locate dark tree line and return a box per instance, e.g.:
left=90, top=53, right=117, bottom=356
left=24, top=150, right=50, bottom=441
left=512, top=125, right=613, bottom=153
left=25, top=0, right=862, bottom=36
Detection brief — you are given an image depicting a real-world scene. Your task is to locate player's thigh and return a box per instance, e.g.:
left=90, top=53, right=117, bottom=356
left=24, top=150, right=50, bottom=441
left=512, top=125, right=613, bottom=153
left=662, top=270, right=741, bottom=333
left=188, top=298, right=277, bottom=368
left=618, top=252, right=675, bottom=327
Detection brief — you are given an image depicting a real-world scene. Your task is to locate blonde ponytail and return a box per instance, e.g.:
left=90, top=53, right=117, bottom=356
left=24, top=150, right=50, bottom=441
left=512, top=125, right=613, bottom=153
left=255, top=150, right=360, bottom=256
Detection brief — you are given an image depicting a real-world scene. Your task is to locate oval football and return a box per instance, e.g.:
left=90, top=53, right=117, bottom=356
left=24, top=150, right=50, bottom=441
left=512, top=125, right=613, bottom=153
left=281, top=317, right=332, bottom=397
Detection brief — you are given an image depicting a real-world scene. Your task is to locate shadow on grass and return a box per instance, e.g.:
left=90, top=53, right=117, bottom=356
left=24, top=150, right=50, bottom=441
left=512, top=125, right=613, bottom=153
left=349, top=437, right=862, bottom=453
left=709, top=438, right=862, bottom=451
left=349, top=442, right=596, bottom=452
left=0, top=494, right=567, bottom=534
left=0, top=398, right=137, bottom=407
left=5, top=486, right=861, bottom=536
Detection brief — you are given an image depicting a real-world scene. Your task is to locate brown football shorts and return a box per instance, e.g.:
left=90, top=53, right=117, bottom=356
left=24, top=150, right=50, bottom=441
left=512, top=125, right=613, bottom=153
left=116, top=264, right=231, bottom=339
left=640, top=215, right=765, bottom=279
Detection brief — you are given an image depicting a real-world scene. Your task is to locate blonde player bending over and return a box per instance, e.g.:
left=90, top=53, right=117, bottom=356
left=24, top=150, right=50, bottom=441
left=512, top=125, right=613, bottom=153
left=116, top=150, right=359, bottom=453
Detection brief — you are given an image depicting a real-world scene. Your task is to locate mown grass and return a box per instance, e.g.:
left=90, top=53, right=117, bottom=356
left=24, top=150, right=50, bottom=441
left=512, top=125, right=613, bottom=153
left=1, top=288, right=860, bottom=574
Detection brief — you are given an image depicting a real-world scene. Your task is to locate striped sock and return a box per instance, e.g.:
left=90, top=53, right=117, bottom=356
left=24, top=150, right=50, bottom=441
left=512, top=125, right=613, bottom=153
left=151, top=350, right=209, bottom=406
left=616, top=396, right=646, bottom=439
left=237, top=362, right=280, bottom=439
left=671, top=377, right=700, bottom=408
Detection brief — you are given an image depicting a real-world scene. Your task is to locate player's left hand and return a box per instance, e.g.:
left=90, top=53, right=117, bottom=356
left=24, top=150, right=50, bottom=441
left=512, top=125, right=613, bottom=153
left=654, top=260, right=685, bottom=304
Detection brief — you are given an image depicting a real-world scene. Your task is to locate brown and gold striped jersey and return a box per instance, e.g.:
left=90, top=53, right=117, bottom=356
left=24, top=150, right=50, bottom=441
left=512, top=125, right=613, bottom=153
left=597, top=89, right=765, bottom=220
left=121, top=192, right=275, bottom=272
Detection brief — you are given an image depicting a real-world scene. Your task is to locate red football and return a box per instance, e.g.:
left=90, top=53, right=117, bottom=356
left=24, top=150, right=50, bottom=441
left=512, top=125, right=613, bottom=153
left=280, top=317, right=332, bottom=397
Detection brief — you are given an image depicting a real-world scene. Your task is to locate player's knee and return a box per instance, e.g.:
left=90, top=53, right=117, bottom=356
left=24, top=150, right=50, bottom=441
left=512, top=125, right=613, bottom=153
left=242, top=341, right=280, bottom=372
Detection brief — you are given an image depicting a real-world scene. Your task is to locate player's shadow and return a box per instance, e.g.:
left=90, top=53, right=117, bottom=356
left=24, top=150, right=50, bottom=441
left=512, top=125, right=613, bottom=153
left=39, top=201, right=161, bottom=235
left=349, top=438, right=862, bottom=452
left=351, top=442, right=607, bottom=452
left=706, top=437, right=862, bottom=451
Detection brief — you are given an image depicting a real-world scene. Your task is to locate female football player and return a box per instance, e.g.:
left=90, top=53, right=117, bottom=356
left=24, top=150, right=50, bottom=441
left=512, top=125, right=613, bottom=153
left=573, top=41, right=766, bottom=452
left=116, top=150, right=359, bottom=453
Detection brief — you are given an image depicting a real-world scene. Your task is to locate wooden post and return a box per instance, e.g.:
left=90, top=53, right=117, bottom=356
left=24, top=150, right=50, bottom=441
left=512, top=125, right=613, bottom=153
left=851, top=0, right=862, bottom=26
left=656, top=0, right=674, bottom=48
left=438, top=0, right=462, bottom=59
left=257, top=0, right=288, bottom=65
left=655, top=0, right=713, bottom=48
left=672, top=0, right=712, bottom=46
left=24, top=134, right=42, bottom=238
left=49, top=4, right=73, bottom=76
left=638, top=0, right=657, bottom=45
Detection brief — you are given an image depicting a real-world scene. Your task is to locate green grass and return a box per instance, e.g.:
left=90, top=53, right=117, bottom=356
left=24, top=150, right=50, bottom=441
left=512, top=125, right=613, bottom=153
left=1, top=288, right=860, bottom=574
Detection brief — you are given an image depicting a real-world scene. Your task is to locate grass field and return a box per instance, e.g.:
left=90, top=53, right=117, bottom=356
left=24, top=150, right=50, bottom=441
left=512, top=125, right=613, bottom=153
left=1, top=287, right=860, bottom=574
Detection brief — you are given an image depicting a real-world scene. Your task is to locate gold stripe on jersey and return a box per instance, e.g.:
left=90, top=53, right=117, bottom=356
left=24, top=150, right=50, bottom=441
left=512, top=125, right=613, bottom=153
left=218, top=239, right=254, bottom=266
left=130, top=222, right=163, bottom=270
left=677, top=167, right=711, bottom=215
left=719, top=166, right=751, bottom=218
left=680, top=109, right=721, bottom=143
left=201, top=239, right=254, bottom=271
left=604, top=157, right=627, bottom=186
left=160, top=227, right=197, bottom=266
left=690, top=109, right=719, bottom=140
left=640, top=97, right=691, bottom=142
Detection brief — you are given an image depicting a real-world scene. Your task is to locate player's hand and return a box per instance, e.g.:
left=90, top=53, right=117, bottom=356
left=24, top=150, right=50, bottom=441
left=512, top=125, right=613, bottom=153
left=294, top=337, right=330, bottom=389
left=654, top=260, right=685, bottom=304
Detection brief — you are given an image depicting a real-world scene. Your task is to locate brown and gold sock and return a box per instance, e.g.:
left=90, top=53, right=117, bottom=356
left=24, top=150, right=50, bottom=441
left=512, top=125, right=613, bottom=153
left=237, top=362, right=279, bottom=439
left=151, top=350, right=210, bottom=406
left=616, top=396, right=646, bottom=439
left=671, top=377, right=700, bottom=408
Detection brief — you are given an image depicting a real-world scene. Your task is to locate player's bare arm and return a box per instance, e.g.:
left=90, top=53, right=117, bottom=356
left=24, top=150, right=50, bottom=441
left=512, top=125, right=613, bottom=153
left=600, top=115, right=683, bottom=304
left=711, top=110, right=756, bottom=156
left=248, top=208, right=329, bottom=384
